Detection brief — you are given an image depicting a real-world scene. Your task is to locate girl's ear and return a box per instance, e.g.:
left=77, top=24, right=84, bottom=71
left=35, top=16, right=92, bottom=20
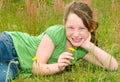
left=90, top=21, right=98, bottom=32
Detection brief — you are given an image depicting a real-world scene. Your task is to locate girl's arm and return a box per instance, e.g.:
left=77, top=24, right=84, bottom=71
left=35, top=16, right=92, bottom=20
left=32, top=34, right=73, bottom=75
left=32, top=63, right=61, bottom=75
left=83, top=42, right=118, bottom=71
left=83, top=53, right=103, bottom=67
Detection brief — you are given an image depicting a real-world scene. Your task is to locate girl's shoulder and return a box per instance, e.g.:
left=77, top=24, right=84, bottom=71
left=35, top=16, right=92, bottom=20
left=45, top=24, right=66, bottom=46
left=46, top=24, right=64, bottom=32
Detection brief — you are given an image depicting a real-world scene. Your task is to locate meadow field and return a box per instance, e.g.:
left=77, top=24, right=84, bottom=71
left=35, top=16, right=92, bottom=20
left=0, top=0, right=120, bottom=82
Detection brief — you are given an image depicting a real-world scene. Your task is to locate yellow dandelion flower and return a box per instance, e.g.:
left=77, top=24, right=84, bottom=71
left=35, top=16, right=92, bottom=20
left=72, top=77, right=76, bottom=80
left=12, top=80, right=15, bottom=82
left=68, top=47, right=75, bottom=52
left=32, top=57, right=38, bottom=61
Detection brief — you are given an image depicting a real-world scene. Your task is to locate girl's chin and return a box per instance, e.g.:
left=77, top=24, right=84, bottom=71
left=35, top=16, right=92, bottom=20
left=72, top=44, right=81, bottom=47
left=71, top=42, right=81, bottom=47
left=67, top=39, right=82, bottom=47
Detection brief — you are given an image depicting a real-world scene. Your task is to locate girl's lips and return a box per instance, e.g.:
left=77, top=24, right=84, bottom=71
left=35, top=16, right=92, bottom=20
left=72, top=38, right=82, bottom=43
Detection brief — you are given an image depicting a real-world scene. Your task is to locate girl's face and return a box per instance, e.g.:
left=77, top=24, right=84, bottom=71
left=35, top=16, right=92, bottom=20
left=65, top=13, right=90, bottom=47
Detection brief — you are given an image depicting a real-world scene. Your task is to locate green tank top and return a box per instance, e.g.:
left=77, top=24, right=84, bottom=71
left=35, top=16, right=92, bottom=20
left=5, top=25, right=87, bottom=76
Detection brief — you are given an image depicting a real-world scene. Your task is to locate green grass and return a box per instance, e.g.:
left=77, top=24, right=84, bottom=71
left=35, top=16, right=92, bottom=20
left=0, top=0, right=120, bottom=82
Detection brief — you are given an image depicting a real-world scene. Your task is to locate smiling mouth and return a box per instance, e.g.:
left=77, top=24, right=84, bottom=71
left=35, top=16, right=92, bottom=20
left=72, top=38, right=82, bottom=43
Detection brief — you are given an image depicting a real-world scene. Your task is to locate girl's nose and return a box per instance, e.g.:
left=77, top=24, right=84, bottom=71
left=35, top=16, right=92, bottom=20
left=73, top=30, right=80, bottom=37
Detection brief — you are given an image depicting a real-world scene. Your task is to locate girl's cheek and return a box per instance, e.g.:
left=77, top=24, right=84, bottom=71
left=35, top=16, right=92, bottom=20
left=66, top=31, right=72, bottom=36
left=83, top=33, right=89, bottom=40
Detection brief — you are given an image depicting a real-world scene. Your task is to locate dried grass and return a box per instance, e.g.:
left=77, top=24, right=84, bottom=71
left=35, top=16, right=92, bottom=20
left=111, top=0, right=120, bottom=46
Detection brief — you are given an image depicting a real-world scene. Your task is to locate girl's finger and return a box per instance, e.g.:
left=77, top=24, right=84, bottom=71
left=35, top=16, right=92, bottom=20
left=59, top=59, right=71, bottom=64
left=63, top=55, right=74, bottom=60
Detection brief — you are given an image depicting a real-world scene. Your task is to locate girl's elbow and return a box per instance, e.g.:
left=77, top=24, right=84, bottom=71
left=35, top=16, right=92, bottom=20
left=32, top=63, right=48, bottom=75
left=32, top=62, right=41, bottom=75
left=32, top=65, right=37, bottom=75
left=32, top=65, right=43, bottom=75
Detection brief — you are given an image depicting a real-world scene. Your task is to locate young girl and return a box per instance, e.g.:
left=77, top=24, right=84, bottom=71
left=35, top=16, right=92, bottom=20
left=0, top=1, right=118, bottom=82
left=32, top=1, right=118, bottom=74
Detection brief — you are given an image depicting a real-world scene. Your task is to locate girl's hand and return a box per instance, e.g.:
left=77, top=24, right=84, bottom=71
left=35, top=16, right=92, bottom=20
left=57, top=52, right=74, bottom=71
left=80, top=33, right=92, bottom=49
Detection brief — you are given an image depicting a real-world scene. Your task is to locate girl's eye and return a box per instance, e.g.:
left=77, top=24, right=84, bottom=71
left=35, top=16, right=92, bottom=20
left=68, top=27, right=74, bottom=29
left=80, top=27, right=85, bottom=29
left=80, top=27, right=86, bottom=30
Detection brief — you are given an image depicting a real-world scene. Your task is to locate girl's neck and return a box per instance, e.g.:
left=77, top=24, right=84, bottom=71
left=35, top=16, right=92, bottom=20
left=66, top=39, right=76, bottom=51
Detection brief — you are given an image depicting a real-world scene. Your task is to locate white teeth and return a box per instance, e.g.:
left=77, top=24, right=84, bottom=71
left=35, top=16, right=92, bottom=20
left=72, top=38, right=81, bottom=40
left=72, top=38, right=80, bottom=41
left=71, top=37, right=83, bottom=43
